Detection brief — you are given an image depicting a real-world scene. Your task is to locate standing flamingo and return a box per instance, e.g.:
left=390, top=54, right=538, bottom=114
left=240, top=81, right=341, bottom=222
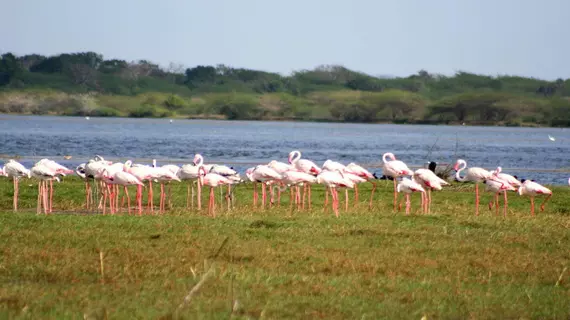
left=489, top=167, right=522, bottom=189
left=34, top=159, right=73, bottom=213
left=484, top=176, right=516, bottom=217
left=517, top=180, right=553, bottom=216
left=100, top=167, right=144, bottom=214
left=4, top=159, right=31, bottom=212
left=336, top=171, right=366, bottom=212
left=148, top=165, right=180, bottom=214
left=124, top=160, right=153, bottom=215
left=382, top=152, right=413, bottom=211
left=30, top=162, right=59, bottom=214
left=454, top=159, right=493, bottom=216
left=322, top=160, right=356, bottom=210
left=396, top=177, right=426, bottom=215
left=316, top=170, right=354, bottom=217
left=346, top=162, right=377, bottom=209
left=153, top=159, right=180, bottom=209
left=267, top=160, right=296, bottom=205
left=246, top=165, right=282, bottom=208
left=177, top=163, right=201, bottom=209
left=288, top=150, right=321, bottom=210
left=84, top=157, right=113, bottom=211
left=209, top=164, right=241, bottom=210
left=279, top=170, right=317, bottom=211
left=198, top=166, right=232, bottom=217
left=412, top=168, right=449, bottom=213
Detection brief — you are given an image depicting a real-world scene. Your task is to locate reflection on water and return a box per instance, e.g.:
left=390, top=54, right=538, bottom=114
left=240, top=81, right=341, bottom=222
left=1, top=114, right=569, bottom=184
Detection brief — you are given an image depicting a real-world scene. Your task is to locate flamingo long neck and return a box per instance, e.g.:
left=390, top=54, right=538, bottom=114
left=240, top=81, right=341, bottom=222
left=198, top=166, right=207, bottom=184
left=195, top=155, right=204, bottom=167
left=382, top=153, right=395, bottom=163
left=455, top=162, right=468, bottom=182
left=290, top=151, right=300, bottom=165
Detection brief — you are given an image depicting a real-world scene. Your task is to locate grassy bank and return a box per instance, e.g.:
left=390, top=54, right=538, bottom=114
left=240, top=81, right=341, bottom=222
left=1, top=177, right=569, bottom=319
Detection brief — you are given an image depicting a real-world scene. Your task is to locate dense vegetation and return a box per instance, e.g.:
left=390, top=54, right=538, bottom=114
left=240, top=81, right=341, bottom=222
left=1, top=51, right=570, bottom=126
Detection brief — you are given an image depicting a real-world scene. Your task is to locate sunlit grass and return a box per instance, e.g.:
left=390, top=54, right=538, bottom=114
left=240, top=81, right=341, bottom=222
left=1, top=177, right=569, bottom=319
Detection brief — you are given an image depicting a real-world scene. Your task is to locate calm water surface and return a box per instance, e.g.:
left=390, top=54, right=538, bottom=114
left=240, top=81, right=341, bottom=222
left=1, top=115, right=569, bottom=184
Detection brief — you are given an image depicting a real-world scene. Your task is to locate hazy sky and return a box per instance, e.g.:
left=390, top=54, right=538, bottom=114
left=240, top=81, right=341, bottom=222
left=1, top=0, right=568, bottom=79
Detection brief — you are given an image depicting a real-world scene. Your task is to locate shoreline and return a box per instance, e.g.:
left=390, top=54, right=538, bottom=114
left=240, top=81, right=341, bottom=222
left=0, top=112, right=563, bottom=128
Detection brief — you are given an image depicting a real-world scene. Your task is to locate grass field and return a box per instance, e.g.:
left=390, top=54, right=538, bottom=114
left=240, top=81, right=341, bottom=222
left=1, top=177, right=569, bottom=319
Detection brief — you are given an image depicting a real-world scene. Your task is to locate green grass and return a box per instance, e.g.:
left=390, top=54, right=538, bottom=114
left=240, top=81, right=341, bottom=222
left=1, top=177, right=569, bottom=319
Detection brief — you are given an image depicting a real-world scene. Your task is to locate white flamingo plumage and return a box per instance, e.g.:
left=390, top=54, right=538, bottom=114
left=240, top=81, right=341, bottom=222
left=198, top=166, right=232, bottom=217
left=267, top=160, right=294, bottom=174
left=100, top=167, right=144, bottom=215
left=148, top=162, right=181, bottom=214
left=484, top=175, right=516, bottom=217
left=490, top=166, right=522, bottom=189
left=30, top=162, right=59, bottom=214
left=84, top=156, right=113, bottom=211
left=396, top=177, right=426, bottom=215
left=517, top=180, right=553, bottom=216
left=413, top=168, right=449, bottom=213
left=3, top=159, right=31, bottom=212
left=346, top=162, right=377, bottom=209
left=382, top=152, right=413, bottom=211
left=288, top=150, right=321, bottom=209
left=123, top=160, right=153, bottom=215
left=246, top=165, right=282, bottom=208
left=316, top=170, right=354, bottom=217
left=278, top=170, right=317, bottom=210
left=177, top=163, right=201, bottom=209
left=454, top=159, right=493, bottom=216
left=35, top=159, right=72, bottom=213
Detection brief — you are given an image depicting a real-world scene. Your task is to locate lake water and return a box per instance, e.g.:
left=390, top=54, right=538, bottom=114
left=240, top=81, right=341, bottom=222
left=1, top=114, right=569, bottom=185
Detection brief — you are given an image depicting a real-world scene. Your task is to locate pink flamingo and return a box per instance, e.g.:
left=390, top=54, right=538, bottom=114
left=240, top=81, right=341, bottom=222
left=322, top=160, right=358, bottom=210
left=209, top=164, right=241, bottom=210
left=267, top=160, right=296, bottom=205
left=4, top=159, right=31, bottom=212
left=517, top=180, right=552, bottom=216
left=484, top=176, right=516, bottom=217
left=490, top=167, right=521, bottom=188
left=192, top=154, right=216, bottom=211
left=198, top=166, right=232, bottom=217
left=100, top=167, right=144, bottom=214
left=316, top=170, right=354, bottom=217
left=382, top=152, right=413, bottom=211
left=193, top=154, right=239, bottom=210
left=147, top=164, right=180, bottom=214
left=278, top=170, right=317, bottom=210
left=152, top=159, right=182, bottom=211
left=339, top=171, right=366, bottom=212
left=34, top=159, right=73, bottom=213
left=412, top=168, right=449, bottom=213
left=346, top=162, right=377, bottom=209
left=30, top=162, right=59, bottom=214
left=246, top=165, right=282, bottom=208
left=177, top=163, right=201, bottom=209
left=84, top=156, right=113, bottom=211
left=288, top=150, right=321, bottom=210
left=396, top=177, right=426, bottom=215
left=454, top=159, right=493, bottom=216
left=124, top=160, right=153, bottom=215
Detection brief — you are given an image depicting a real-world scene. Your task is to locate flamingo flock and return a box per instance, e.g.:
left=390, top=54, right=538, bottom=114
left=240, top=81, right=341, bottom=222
left=0, top=152, right=563, bottom=217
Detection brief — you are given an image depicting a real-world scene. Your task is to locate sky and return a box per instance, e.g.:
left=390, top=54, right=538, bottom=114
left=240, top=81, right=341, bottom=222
left=1, top=0, right=568, bottom=80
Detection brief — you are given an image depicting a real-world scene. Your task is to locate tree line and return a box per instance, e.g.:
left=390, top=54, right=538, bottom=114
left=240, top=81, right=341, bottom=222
left=1, top=51, right=569, bottom=126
